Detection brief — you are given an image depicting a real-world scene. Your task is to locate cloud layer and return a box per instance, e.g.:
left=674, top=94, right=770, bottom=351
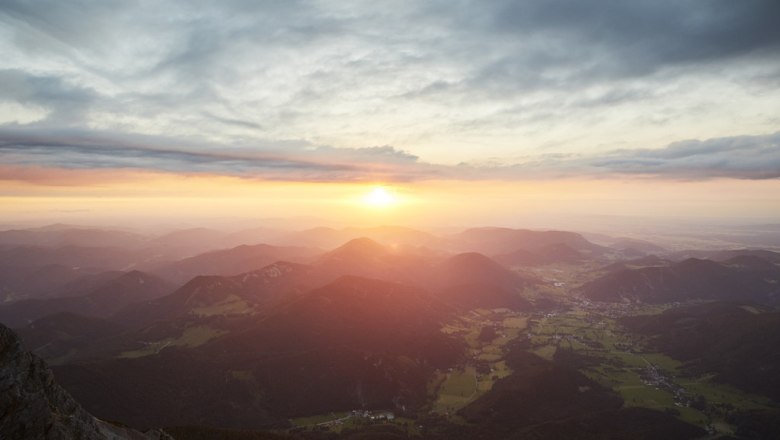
left=0, top=1, right=779, bottom=177
left=2, top=128, right=777, bottom=182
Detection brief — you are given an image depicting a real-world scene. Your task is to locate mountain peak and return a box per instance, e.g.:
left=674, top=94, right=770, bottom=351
left=445, top=251, right=504, bottom=268
left=0, top=324, right=170, bottom=440
left=324, top=237, right=388, bottom=260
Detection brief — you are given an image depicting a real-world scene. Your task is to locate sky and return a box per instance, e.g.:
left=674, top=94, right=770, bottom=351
left=1, top=0, right=780, bottom=228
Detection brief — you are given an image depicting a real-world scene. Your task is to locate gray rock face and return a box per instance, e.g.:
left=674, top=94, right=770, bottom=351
left=0, top=323, right=173, bottom=440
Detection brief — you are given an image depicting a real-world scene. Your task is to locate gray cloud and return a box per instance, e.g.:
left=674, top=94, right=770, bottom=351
left=488, top=132, right=780, bottom=180
left=0, top=128, right=431, bottom=182
left=0, top=70, right=98, bottom=125
left=1, top=129, right=778, bottom=182
left=0, top=1, right=779, bottom=172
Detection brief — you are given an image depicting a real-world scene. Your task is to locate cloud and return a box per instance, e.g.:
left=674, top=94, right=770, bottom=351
left=0, top=1, right=778, bottom=167
left=589, top=133, right=780, bottom=179
left=0, top=70, right=98, bottom=125
left=1, top=128, right=778, bottom=183
left=482, top=132, right=780, bottom=180
left=394, top=0, right=780, bottom=103
left=0, top=128, right=431, bottom=182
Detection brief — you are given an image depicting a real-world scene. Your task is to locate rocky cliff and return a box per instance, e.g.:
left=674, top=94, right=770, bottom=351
left=0, top=323, right=173, bottom=440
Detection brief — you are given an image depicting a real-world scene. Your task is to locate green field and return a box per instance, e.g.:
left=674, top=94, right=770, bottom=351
left=526, top=306, right=777, bottom=434
left=432, top=309, right=529, bottom=415
left=191, top=294, right=251, bottom=316
left=291, top=412, right=349, bottom=427
left=118, top=325, right=226, bottom=358
left=433, top=367, right=478, bottom=413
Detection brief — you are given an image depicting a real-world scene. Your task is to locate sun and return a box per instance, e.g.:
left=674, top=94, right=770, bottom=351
left=364, top=186, right=396, bottom=207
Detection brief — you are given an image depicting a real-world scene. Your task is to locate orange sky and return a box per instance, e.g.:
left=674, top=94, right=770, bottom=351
left=2, top=165, right=779, bottom=229
left=2, top=2, right=779, bottom=231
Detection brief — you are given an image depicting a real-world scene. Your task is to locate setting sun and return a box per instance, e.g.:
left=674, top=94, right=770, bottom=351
left=364, top=187, right=395, bottom=208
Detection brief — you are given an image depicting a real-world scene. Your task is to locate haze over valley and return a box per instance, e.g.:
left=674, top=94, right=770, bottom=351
left=2, top=1, right=780, bottom=439
left=2, top=221, right=780, bottom=439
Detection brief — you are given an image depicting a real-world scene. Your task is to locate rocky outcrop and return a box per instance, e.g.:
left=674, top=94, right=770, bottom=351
left=0, top=323, right=173, bottom=440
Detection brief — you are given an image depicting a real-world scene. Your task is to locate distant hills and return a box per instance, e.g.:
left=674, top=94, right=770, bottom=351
left=449, top=227, right=610, bottom=257
left=153, top=243, right=319, bottom=284
left=52, top=275, right=463, bottom=428
left=115, top=261, right=317, bottom=327
left=3, top=223, right=780, bottom=438
left=622, top=302, right=780, bottom=402
left=579, top=257, right=780, bottom=304
left=0, top=271, right=174, bottom=327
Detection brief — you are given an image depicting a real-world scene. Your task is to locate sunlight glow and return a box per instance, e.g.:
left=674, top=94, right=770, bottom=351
left=364, top=186, right=395, bottom=208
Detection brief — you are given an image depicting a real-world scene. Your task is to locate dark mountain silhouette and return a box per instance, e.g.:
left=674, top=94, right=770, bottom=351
left=0, top=323, right=171, bottom=440
left=721, top=255, right=780, bottom=279
left=622, top=302, right=780, bottom=402
left=116, top=261, right=316, bottom=327
left=54, top=276, right=462, bottom=428
left=450, top=346, right=705, bottom=440
left=0, top=271, right=174, bottom=327
left=579, top=258, right=780, bottom=304
left=53, top=347, right=281, bottom=430
left=16, top=312, right=126, bottom=364
left=212, top=275, right=458, bottom=359
left=435, top=284, right=533, bottom=311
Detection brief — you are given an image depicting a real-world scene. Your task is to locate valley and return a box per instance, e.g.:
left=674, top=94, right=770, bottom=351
left=2, top=224, right=780, bottom=439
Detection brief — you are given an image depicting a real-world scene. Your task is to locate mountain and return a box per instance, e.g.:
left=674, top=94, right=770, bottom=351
left=0, top=264, right=112, bottom=303
left=211, top=275, right=458, bottom=360
left=435, top=284, right=534, bottom=311
left=0, top=226, right=148, bottom=249
left=597, top=254, right=671, bottom=274
left=151, top=227, right=230, bottom=257
left=47, top=269, right=128, bottom=298
left=154, top=243, right=319, bottom=283
left=115, top=261, right=316, bottom=327
left=451, top=227, right=609, bottom=257
left=621, top=302, right=780, bottom=402
left=54, top=276, right=462, bottom=428
left=721, top=255, right=780, bottom=279
left=279, top=225, right=445, bottom=249
left=16, top=313, right=126, bottom=364
left=606, top=237, right=667, bottom=254
left=495, top=243, right=586, bottom=267
left=0, top=245, right=141, bottom=273
left=320, top=236, right=390, bottom=262
left=434, top=252, right=527, bottom=290
left=669, top=248, right=780, bottom=264
left=0, top=271, right=174, bottom=327
left=0, top=323, right=170, bottom=440
left=438, top=345, right=705, bottom=439
left=579, top=258, right=780, bottom=304
left=211, top=276, right=459, bottom=416
left=317, top=237, right=421, bottom=276
left=428, top=252, right=534, bottom=311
